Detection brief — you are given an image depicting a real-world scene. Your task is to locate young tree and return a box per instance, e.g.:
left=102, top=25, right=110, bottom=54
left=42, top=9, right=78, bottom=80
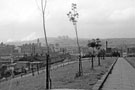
left=35, top=0, right=51, bottom=89
left=88, top=39, right=96, bottom=69
left=101, top=49, right=106, bottom=60
left=67, top=3, right=83, bottom=77
left=31, top=64, right=34, bottom=76
left=95, top=38, right=102, bottom=66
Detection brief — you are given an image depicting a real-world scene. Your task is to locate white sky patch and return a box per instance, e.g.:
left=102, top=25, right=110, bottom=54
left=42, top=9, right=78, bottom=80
left=109, top=8, right=135, bottom=21
left=21, top=32, right=39, bottom=41
left=0, top=0, right=39, bottom=23
left=6, top=39, right=14, bottom=42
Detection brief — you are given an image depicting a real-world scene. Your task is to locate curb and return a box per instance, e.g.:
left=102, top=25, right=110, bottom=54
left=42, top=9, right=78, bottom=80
left=92, top=58, right=118, bottom=90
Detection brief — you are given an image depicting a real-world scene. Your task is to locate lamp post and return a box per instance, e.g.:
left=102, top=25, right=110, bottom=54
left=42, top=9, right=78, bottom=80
left=67, top=3, right=83, bottom=76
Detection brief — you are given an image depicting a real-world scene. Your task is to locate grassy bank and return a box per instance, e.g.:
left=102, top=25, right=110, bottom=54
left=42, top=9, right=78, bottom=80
left=125, top=57, right=135, bottom=68
left=0, top=57, right=116, bottom=90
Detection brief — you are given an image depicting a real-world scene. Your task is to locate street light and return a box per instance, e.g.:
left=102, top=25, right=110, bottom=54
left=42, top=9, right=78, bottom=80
left=67, top=3, right=83, bottom=77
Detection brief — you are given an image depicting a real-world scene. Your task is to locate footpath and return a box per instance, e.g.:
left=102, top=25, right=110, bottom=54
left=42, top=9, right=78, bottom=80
left=102, top=58, right=135, bottom=90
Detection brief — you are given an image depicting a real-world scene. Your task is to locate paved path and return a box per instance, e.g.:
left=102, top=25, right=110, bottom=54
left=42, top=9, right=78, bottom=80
left=102, top=58, right=135, bottom=90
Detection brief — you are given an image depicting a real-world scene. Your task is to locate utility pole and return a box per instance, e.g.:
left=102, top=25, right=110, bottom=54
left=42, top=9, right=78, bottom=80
left=67, top=3, right=83, bottom=77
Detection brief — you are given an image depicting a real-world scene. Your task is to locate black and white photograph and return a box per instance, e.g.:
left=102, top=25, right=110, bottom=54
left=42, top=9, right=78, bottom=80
left=0, top=0, right=134, bottom=90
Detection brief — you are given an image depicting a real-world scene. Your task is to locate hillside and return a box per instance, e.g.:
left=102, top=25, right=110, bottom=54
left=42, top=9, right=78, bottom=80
left=6, top=37, right=135, bottom=48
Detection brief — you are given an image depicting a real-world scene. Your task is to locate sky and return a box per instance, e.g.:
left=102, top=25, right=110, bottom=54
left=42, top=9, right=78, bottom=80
left=0, top=0, right=134, bottom=42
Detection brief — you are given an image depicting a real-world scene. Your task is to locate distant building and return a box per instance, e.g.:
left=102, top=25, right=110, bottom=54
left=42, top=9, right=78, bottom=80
left=106, top=48, right=112, bottom=53
left=106, top=48, right=113, bottom=56
left=20, top=39, right=43, bottom=56
left=127, top=47, right=135, bottom=56
left=0, top=42, right=15, bottom=56
left=20, top=43, right=33, bottom=55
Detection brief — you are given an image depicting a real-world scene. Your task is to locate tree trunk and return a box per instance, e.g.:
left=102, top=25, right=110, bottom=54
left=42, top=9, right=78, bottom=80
left=46, top=54, right=50, bottom=89
left=37, top=64, right=39, bottom=75
left=74, top=23, right=83, bottom=76
left=91, top=48, right=94, bottom=69
left=98, top=55, right=101, bottom=66
left=91, top=55, right=94, bottom=69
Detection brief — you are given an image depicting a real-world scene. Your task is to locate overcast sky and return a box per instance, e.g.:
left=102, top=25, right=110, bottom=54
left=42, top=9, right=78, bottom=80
left=0, top=0, right=134, bottom=42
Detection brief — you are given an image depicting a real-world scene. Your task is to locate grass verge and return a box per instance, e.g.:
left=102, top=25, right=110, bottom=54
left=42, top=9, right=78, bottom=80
left=125, top=57, right=135, bottom=68
left=0, top=57, right=116, bottom=90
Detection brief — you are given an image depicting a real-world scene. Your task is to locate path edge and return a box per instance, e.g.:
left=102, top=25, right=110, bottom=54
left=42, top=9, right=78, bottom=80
left=92, top=57, right=118, bottom=90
